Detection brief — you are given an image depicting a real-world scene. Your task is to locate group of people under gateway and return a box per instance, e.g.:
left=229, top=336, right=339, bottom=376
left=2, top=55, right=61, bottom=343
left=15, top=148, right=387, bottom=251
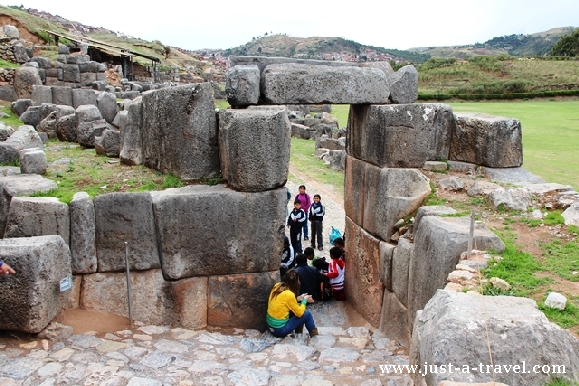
left=267, top=184, right=346, bottom=339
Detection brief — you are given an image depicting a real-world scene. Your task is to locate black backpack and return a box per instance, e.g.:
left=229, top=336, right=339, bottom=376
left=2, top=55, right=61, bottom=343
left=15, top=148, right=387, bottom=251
left=319, top=281, right=333, bottom=301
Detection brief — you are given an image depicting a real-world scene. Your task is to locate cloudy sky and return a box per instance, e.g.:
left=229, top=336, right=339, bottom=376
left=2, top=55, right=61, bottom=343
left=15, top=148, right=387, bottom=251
left=9, top=0, right=579, bottom=51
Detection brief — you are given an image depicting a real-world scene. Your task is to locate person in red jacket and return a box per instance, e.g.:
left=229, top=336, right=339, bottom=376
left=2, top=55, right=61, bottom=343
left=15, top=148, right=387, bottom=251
left=323, top=247, right=346, bottom=301
left=294, top=185, right=312, bottom=241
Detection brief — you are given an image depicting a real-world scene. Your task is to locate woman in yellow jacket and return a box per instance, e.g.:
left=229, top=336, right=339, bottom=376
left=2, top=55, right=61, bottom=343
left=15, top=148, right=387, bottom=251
left=266, top=269, right=319, bottom=338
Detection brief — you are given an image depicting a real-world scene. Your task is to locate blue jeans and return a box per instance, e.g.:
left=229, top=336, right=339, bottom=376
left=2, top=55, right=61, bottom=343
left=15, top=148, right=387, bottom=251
left=269, top=310, right=316, bottom=338
left=302, top=214, right=309, bottom=238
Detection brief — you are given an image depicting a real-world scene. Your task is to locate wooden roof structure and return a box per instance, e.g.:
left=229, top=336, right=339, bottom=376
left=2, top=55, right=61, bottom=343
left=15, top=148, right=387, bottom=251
left=41, top=29, right=161, bottom=64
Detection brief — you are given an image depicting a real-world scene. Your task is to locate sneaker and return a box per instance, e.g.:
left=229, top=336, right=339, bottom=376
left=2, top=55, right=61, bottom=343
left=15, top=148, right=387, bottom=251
left=304, top=237, right=309, bottom=240
left=318, top=246, right=323, bottom=251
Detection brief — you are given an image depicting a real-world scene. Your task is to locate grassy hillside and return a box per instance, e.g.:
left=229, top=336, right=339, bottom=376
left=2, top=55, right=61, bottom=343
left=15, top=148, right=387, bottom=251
left=410, top=27, right=577, bottom=59
left=418, top=56, right=579, bottom=96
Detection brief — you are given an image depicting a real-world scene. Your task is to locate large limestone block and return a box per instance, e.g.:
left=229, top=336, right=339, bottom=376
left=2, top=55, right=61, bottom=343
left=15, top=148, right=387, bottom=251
left=363, top=166, right=431, bottom=241
left=414, top=205, right=457, bottom=230
left=70, top=192, right=96, bottom=274
left=75, top=104, right=103, bottom=123
left=95, top=129, right=120, bottom=157
left=262, top=63, right=390, bottom=104
left=344, top=216, right=383, bottom=328
left=4, top=197, right=70, bottom=245
left=62, top=64, right=80, bottom=83
left=18, top=105, right=41, bottom=127
left=451, top=113, right=523, bottom=168
left=10, top=99, right=33, bottom=117
left=51, top=86, right=73, bottom=106
left=391, top=237, right=413, bottom=307
left=388, top=65, right=418, bottom=104
left=225, top=65, right=261, bottom=106
left=379, top=291, right=409, bottom=348
left=152, top=185, right=286, bottom=279
left=120, top=96, right=143, bottom=166
left=19, top=148, right=47, bottom=174
left=56, top=113, right=78, bottom=142
left=94, top=192, right=160, bottom=272
left=76, top=119, right=108, bottom=148
left=410, top=290, right=579, bottom=386
left=72, top=88, right=97, bottom=109
left=208, top=271, right=278, bottom=331
left=97, top=91, right=119, bottom=124
left=142, top=83, right=219, bottom=180
left=0, top=236, right=72, bottom=333
left=219, top=108, right=290, bottom=192
left=345, top=156, right=431, bottom=241
left=348, top=103, right=454, bottom=168
left=344, top=156, right=366, bottom=226
left=409, top=216, right=505, bottom=328
left=13, top=66, right=42, bottom=99
left=31, top=85, right=53, bottom=105
left=81, top=270, right=208, bottom=329
left=0, top=174, right=57, bottom=238
left=0, top=125, right=44, bottom=164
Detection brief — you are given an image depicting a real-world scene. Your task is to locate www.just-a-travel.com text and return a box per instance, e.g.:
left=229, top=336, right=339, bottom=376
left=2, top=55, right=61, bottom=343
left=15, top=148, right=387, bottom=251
left=379, top=362, right=567, bottom=377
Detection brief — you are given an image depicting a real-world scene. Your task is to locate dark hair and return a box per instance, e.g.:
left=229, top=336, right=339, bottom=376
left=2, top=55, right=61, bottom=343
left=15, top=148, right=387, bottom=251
left=313, top=194, right=321, bottom=199
left=294, top=200, right=301, bottom=205
left=270, top=269, right=301, bottom=299
left=295, top=253, right=307, bottom=265
left=303, top=247, right=315, bottom=258
left=283, top=236, right=289, bottom=245
left=298, top=185, right=306, bottom=190
left=333, top=237, right=344, bottom=247
left=329, top=246, right=342, bottom=259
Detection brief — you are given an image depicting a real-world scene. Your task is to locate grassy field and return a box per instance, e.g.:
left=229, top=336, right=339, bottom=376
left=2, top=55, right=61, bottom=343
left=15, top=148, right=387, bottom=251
left=450, top=100, right=579, bottom=190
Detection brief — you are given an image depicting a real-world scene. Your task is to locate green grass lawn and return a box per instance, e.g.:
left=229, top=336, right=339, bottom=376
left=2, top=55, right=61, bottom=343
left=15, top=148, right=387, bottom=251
left=450, top=100, right=579, bottom=190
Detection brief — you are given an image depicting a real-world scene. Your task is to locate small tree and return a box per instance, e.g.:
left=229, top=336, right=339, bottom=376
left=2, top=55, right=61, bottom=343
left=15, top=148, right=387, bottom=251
left=550, top=29, right=579, bottom=57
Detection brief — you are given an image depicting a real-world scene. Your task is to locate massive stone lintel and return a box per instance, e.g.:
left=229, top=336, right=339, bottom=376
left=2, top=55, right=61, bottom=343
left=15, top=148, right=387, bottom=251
left=262, top=63, right=390, bottom=104
left=0, top=235, right=72, bottom=333
left=219, top=108, right=290, bottom=192
left=152, top=185, right=285, bottom=280
left=451, top=112, right=523, bottom=168
left=142, top=83, right=219, bottom=180
left=348, top=103, right=454, bottom=168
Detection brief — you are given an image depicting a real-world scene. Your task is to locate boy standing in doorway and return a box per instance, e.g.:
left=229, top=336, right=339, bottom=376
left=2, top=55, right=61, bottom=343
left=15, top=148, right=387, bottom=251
left=295, top=185, right=311, bottom=241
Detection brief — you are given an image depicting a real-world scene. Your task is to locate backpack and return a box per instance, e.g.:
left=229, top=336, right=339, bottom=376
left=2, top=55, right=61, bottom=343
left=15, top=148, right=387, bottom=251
left=329, top=226, right=342, bottom=245
left=320, top=281, right=333, bottom=301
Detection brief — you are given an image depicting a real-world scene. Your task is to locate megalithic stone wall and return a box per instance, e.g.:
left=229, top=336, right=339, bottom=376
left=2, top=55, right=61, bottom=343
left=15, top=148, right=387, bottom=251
left=0, top=235, right=72, bottom=333
left=142, top=83, right=220, bottom=180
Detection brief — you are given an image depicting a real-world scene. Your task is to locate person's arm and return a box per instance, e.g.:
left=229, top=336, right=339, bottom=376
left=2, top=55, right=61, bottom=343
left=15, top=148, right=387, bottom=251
left=0, top=261, right=15, bottom=275
left=325, top=260, right=339, bottom=278
left=285, top=291, right=307, bottom=317
left=286, top=248, right=295, bottom=268
left=297, top=210, right=306, bottom=223
left=320, top=203, right=325, bottom=217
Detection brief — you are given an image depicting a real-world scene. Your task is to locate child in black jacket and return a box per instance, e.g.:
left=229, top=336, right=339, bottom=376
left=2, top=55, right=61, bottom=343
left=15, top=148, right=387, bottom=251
left=287, top=200, right=306, bottom=254
left=308, top=194, right=325, bottom=251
